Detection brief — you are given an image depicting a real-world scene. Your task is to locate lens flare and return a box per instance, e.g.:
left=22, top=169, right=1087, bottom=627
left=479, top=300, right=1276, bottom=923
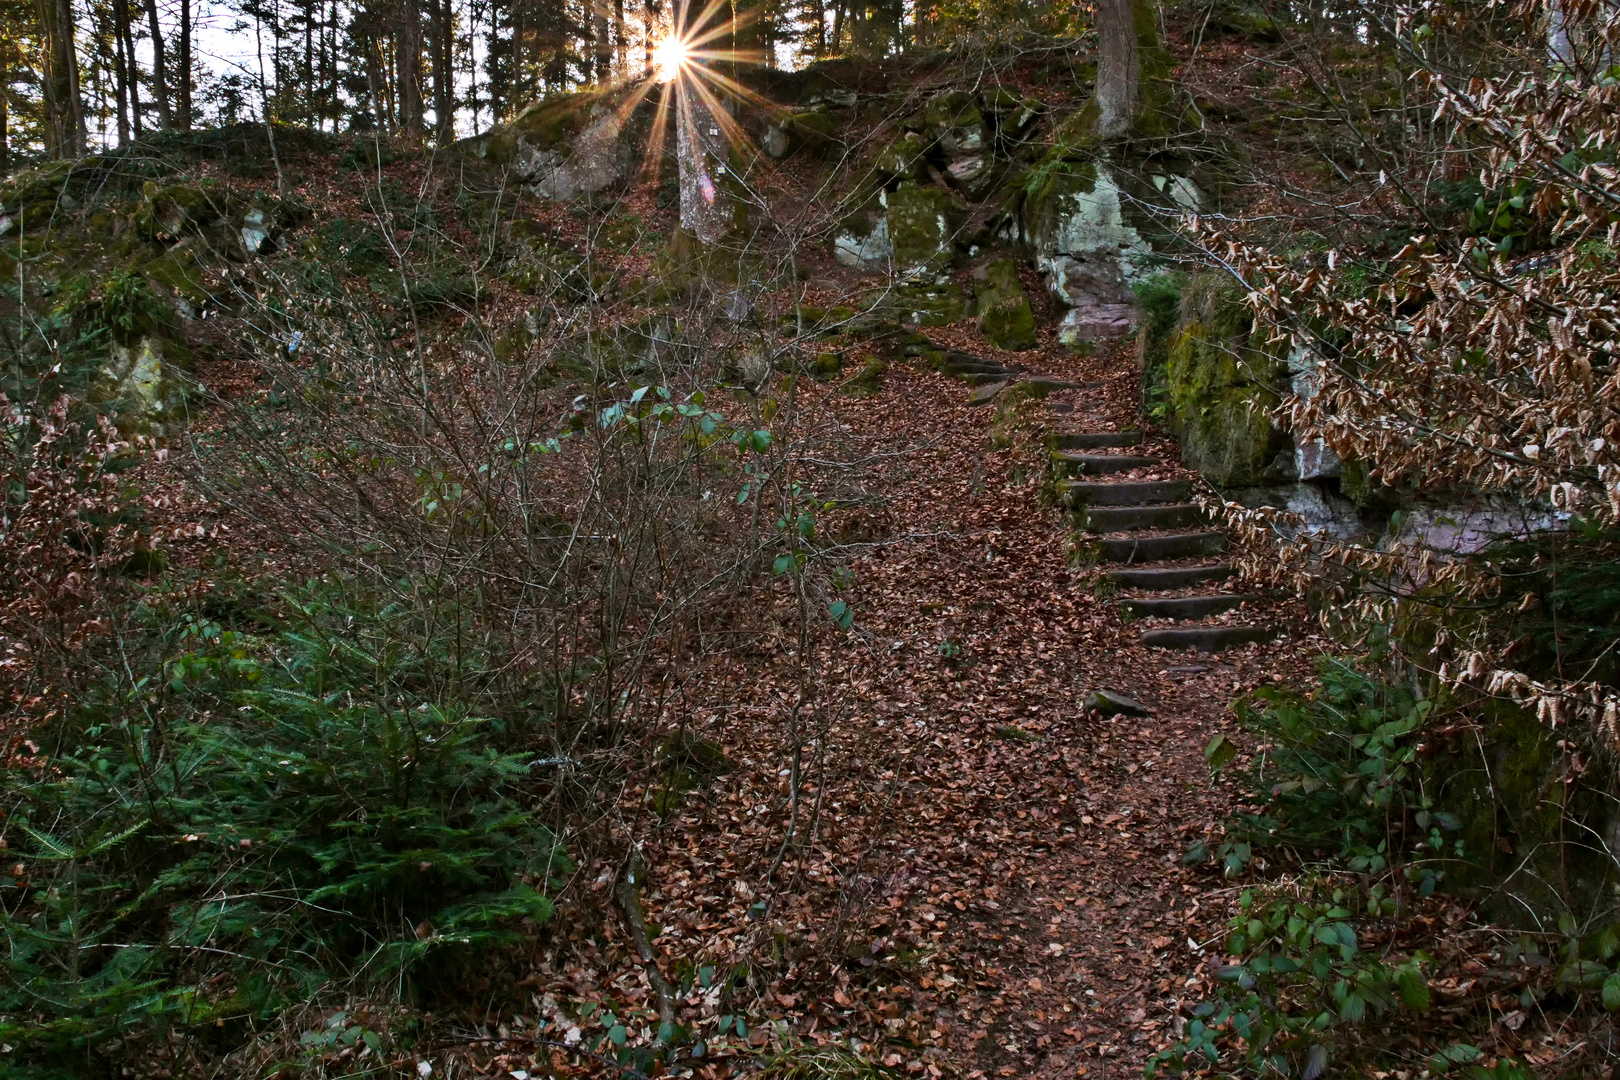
left=652, top=36, right=690, bottom=82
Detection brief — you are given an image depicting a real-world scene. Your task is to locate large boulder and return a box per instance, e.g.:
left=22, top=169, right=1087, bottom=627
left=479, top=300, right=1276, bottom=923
left=974, top=258, right=1036, bottom=350
left=1161, top=274, right=1288, bottom=486
left=885, top=184, right=956, bottom=275
left=98, top=334, right=190, bottom=434
left=925, top=91, right=991, bottom=159
left=461, top=89, right=647, bottom=201
left=1023, top=159, right=1151, bottom=343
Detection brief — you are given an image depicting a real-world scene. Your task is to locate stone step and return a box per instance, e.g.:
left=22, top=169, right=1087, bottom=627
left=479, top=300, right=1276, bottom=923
left=1055, top=430, right=1144, bottom=450
left=1093, top=532, right=1228, bottom=563
left=943, top=358, right=1008, bottom=376
left=1105, top=564, right=1233, bottom=590
left=1078, top=503, right=1203, bottom=532
left=1058, top=479, right=1194, bottom=507
left=1139, top=626, right=1276, bottom=652
left=1119, top=594, right=1261, bottom=620
left=1052, top=452, right=1161, bottom=476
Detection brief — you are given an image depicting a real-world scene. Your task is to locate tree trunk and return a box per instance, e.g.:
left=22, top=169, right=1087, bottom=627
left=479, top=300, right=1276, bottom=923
left=676, top=80, right=731, bottom=245
left=177, top=0, right=192, bottom=128
left=37, top=0, right=85, bottom=156
left=1094, top=0, right=1140, bottom=137
left=398, top=0, right=424, bottom=138
left=110, top=2, right=131, bottom=142
left=432, top=0, right=452, bottom=142
left=0, top=42, right=8, bottom=168
left=143, top=0, right=173, bottom=128
left=120, top=0, right=143, bottom=137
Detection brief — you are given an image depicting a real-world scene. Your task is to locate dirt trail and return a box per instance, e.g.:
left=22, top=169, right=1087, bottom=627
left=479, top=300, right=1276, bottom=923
left=633, top=334, right=1319, bottom=1080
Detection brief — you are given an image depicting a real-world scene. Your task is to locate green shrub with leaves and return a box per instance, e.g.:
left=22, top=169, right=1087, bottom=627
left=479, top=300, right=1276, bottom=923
left=0, top=583, right=570, bottom=1071
left=1153, top=661, right=1517, bottom=1078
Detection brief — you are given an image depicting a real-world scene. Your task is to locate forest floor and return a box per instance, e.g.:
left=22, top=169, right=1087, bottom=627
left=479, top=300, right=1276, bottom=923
left=497, top=326, right=1324, bottom=1079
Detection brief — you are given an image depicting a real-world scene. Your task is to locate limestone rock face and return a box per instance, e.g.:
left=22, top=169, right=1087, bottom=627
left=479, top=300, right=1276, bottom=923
left=974, top=258, right=1037, bottom=350
left=1024, top=162, right=1154, bottom=343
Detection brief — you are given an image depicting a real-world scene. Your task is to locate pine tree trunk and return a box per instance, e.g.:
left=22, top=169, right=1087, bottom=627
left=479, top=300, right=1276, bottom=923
left=121, top=0, right=143, bottom=137
left=432, top=0, right=452, bottom=142
left=1094, top=0, right=1140, bottom=137
left=143, top=0, right=173, bottom=128
left=398, top=0, right=424, bottom=137
left=111, top=3, right=131, bottom=142
left=36, top=0, right=85, bottom=156
left=177, top=0, right=192, bottom=128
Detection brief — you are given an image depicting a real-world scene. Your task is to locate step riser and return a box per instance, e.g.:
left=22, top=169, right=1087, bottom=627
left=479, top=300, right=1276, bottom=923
left=1079, top=504, right=1202, bottom=532
left=1140, top=627, right=1275, bottom=652
left=1105, top=565, right=1233, bottom=591
left=1093, top=533, right=1228, bottom=563
left=1060, top=481, right=1194, bottom=507
left=1120, top=596, right=1258, bottom=620
left=1054, top=454, right=1160, bottom=477
left=1055, top=431, right=1143, bottom=450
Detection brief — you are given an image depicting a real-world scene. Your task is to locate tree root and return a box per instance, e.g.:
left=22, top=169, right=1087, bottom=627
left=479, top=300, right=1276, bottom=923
left=615, top=849, right=677, bottom=1026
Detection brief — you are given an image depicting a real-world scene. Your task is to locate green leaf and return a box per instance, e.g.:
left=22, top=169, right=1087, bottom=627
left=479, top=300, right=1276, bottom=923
left=827, top=600, right=853, bottom=630
left=363, top=1030, right=383, bottom=1055
left=1395, top=965, right=1431, bottom=1010
left=1204, top=733, right=1237, bottom=770
left=1603, top=971, right=1620, bottom=1012
left=608, top=1024, right=627, bottom=1046
left=749, top=429, right=772, bottom=452
left=772, top=554, right=795, bottom=576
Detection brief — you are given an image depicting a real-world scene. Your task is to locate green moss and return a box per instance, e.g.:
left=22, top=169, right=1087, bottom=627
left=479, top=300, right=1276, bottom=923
left=885, top=184, right=955, bottom=273
left=1161, top=273, right=1287, bottom=485
left=508, top=90, right=607, bottom=151
left=808, top=352, right=842, bottom=378
left=844, top=357, right=889, bottom=397
left=975, top=257, right=1037, bottom=351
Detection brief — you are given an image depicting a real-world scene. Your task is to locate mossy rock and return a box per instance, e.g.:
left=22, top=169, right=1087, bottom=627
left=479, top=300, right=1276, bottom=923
left=808, top=351, right=842, bottom=378
left=974, top=257, right=1037, bottom=351
left=142, top=244, right=212, bottom=314
left=133, top=181, right=231, bottom=241
left=885, top=184, right=956, bottom=274
left=874, top=130, right=927, bottom=180
left=1162, top=273, right=1287, bottom=485
left=924, top=91, right=990, bottom=157
left=786, top=111, right=839, bottom=148
left=844, top=357, right=889, bottom=397
left=508, top=89, right=610, bottom=152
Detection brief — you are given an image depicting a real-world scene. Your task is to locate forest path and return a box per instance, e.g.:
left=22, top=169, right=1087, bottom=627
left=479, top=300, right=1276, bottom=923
left=643, top=334, right=1319, bottom=1080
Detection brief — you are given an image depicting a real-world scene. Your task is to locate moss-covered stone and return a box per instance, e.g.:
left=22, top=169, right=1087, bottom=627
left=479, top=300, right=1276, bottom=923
left=924, top=91, right=990, bottom=157
left=874, top=130, right=927, bottom=180
left=1162, top=273, right=1288, bottom=485
left=844, top=357, right=889, bottom=397
left=974, top=257, right=1037, bottom=350
left=885, top=184, right=955, bottom=274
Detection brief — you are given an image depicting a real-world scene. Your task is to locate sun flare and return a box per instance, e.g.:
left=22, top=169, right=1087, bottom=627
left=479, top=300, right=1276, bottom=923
left=652, top=36, right=691, bottom=82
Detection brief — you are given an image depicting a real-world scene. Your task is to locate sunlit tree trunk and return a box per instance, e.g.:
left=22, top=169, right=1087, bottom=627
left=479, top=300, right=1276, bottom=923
left=675, top=71, right=730, bottom=244
left=37, top=0, right=85, bottom=156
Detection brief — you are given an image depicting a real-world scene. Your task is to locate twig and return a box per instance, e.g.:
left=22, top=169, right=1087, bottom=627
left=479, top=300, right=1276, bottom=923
left=615, top=849, right=677, bottom=1026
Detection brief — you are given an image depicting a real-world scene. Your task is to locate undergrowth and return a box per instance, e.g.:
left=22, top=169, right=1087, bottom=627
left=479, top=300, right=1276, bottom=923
left=1, top=581, right=570, bottom=1076
left=1150, top=660, right=1566, bottom=1079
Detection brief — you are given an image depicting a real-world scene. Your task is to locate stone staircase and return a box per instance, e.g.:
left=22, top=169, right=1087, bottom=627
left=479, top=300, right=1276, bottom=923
left=1051, top=429, right=1273, bottom=652
left=923, top=340, right=1276, bottom=653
